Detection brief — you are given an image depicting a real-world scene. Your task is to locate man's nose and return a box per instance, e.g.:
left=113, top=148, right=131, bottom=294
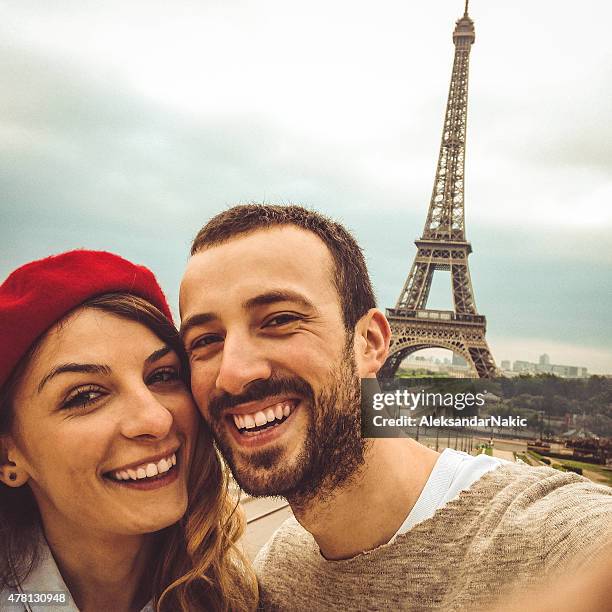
left=215, top=333, right=272, bottom=396
left=120, top=386, right=174, bottom=440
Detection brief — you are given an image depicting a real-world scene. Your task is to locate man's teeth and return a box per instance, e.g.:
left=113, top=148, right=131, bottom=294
left=232, top=402, right=293, bottom=431
left=112, top=453, right=177, bottom=481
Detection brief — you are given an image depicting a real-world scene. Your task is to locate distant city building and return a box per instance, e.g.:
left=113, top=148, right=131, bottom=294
left=513, top=360, right=537, bottom=374
left=500, top=360, right=511, bottom=371
left=550, top=364, right=588, bottom=378
left=512, top=357, right=588, bottom=378
left=400, top=353, right=471, bottom=378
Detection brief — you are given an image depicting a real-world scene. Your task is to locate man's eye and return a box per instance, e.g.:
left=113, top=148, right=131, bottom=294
left=147, top=367, right=181, bottom=385
left=61, top=386, right=105, bottom=410
left=264, top=314, right=301, bottom=327
left=190, top=335, right=223, bottom=351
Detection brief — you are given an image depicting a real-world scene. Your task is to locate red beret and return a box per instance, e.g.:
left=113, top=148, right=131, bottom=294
left=0, top=250, right=173, bottom=389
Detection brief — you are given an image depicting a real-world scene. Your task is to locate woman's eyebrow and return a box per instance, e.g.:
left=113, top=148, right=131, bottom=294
left=145, top=345, right=172, bottom=365
left=36, top=346, right=172, bottom=393
left=37, top=363, right=112, bottom=393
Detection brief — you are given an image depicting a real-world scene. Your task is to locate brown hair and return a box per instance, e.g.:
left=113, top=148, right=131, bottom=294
left=0, top=293, right=257, bottom=612
left=191, top=204, right=377, bottom=329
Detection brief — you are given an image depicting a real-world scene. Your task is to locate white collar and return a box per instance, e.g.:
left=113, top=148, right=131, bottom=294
left=4, top=535, right=154, bottom=612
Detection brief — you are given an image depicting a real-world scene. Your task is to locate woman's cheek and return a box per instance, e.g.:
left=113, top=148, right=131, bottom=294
left=172, top=394, right=200, bottom=430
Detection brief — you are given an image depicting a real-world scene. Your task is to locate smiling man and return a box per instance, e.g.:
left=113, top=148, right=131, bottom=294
left=179, top=208, right=394, bottom=510
left=180, top=205, right=612, bottom=611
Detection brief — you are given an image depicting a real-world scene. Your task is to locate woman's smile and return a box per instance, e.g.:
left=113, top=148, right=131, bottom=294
left=104, top=449, right=181, bottom=490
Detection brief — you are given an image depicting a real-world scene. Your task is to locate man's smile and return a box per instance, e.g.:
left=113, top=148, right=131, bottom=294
left=231, top=401, right=292, bottom=433
left=222, top=397, right=302, bottom=448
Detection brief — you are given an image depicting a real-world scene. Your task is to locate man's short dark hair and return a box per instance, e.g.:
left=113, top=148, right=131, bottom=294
left=191, top=204, right=376, bottom=330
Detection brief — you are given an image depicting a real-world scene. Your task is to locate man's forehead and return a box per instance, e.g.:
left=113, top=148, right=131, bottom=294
left=180, top=225, right=337, bottom=312
left=201, top=225, right=328, bottom=259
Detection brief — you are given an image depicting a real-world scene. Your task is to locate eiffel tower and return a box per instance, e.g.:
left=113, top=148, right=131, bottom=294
left=381, top=1, right=497, bottom=378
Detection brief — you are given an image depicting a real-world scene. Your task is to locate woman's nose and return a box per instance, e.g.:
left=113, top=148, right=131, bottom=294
left=119, top=388, right=174, bottom=440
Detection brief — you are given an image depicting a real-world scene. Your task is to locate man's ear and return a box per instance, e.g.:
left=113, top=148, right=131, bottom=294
left=0, top=437, right=29, bottom=488
left=353, top=309, right=391, bottom=377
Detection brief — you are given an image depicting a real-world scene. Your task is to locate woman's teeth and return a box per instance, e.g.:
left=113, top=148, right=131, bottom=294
left=232, top=402, right=293, bottom=432
left=111, top=453, right=177, bottom=481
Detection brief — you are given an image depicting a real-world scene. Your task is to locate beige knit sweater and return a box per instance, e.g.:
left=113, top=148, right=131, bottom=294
left=254, top=464, right=612, bottom=611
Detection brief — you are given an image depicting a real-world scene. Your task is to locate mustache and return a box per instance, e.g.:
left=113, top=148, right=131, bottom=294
left=207, top=375, right=314, bottom=418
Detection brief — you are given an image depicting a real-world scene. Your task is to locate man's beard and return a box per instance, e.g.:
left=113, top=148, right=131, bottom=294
left=206, top=340, right=368, bottom=507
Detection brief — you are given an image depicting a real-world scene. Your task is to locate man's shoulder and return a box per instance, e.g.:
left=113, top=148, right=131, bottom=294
left=468, top=462, right=611, bottom=520
left=465, top=462, right=612, bottom=566
left=480, top=462, right=611, bottom=508
left=254, top=516, right=317, bottom=573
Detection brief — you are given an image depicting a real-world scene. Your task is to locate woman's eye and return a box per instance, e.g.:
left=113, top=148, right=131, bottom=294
left=147, top=368, right=180, bottom=385
left=61, top=386, right=105, bottom=410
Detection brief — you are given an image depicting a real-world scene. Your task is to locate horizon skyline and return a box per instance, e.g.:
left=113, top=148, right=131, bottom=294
left=407, top=347, right=600, bottom=375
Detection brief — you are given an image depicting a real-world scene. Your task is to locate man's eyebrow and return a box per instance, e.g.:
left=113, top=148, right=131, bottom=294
left=38, top=364, right=112, bottom=394
left=243, top=290, right=315, bottom=311
left=180, top=291, right=315, bottom=339
left=180, top=312, right=218, bottom=340
left=145, top=345, right=173, bottom=365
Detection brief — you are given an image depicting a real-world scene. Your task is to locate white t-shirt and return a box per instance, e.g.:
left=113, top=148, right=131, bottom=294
left=392, top=448, right=508, bottom=538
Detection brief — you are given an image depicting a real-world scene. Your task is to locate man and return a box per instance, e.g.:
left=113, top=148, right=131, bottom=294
left=180, top=204, right=612, bottom=611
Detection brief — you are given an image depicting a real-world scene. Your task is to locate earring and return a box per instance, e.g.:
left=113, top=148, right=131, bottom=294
left=9, top=472, right=17, bottom=481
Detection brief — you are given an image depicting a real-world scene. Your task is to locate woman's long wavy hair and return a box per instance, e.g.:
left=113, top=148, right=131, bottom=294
left=0, top=293, right=258, bottom=612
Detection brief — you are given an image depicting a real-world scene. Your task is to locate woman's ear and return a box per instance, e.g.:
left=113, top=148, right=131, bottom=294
left=353, top=309, right=391, bottom=377
left=0, top=437, right=29, bottom=487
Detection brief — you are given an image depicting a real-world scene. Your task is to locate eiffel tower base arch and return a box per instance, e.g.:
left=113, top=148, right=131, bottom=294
left=380, top=312, right=497, bottom=379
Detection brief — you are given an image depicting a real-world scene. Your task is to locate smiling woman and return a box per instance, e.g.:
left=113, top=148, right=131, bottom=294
left=0, top=251, right=257, bottom=612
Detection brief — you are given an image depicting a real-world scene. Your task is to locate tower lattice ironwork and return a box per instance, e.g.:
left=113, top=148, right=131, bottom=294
left=381, top=1, right=497, bottom=378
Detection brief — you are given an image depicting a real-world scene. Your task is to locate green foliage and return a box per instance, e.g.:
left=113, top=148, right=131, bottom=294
left=487, top=375, right=611, bottom=437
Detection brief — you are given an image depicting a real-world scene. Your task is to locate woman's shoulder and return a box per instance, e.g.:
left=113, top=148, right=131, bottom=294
left=0, top=584, right=19, bottom=611
left=1, top=539, right=154, bottom=612
left=0, top=539, right=80, bottom=612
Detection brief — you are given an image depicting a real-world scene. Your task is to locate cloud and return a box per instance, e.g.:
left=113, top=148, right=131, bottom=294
left=1, top=0, right=610, bottom=373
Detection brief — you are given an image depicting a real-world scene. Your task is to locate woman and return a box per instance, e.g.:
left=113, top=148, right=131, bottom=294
left=0, top=250, right=257, bottom=612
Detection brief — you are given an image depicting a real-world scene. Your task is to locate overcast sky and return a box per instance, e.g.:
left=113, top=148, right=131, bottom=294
left=1, top=0, right=611, bottom=373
